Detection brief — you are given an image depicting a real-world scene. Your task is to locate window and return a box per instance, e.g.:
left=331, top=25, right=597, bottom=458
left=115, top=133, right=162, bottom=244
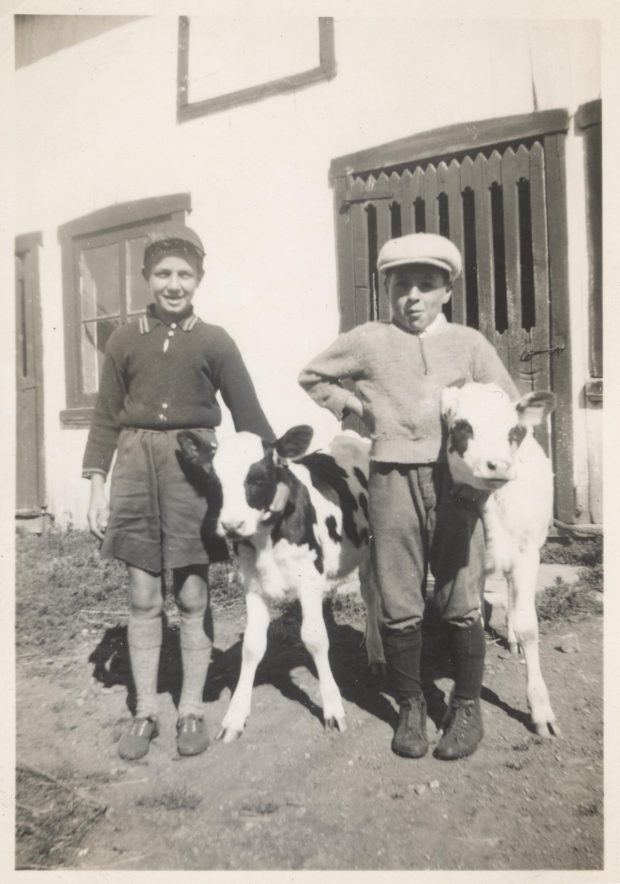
left=177, top=17, right=335, bottom=121
left=59, top=193, right=191, bottom=426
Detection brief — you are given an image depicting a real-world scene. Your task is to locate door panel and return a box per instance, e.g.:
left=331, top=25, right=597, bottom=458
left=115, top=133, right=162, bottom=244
left=332, top=121, right=573, bottom=519
left=16, top=236, right=45, bottom=517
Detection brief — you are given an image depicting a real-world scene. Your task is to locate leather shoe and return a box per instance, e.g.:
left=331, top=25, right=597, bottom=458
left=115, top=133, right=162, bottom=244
left=391, top=695, right=429, bottom=758
left=177, top=714, right=210, bottom=756
left=118, top=716, right=159, bottom=761
left=433, top=698, right=483, bottom=760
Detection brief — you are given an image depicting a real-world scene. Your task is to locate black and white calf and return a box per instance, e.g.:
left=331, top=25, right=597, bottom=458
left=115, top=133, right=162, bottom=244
left=440, top=381, right=559, bottom=737
left=177, top=426, right=382, bottom=742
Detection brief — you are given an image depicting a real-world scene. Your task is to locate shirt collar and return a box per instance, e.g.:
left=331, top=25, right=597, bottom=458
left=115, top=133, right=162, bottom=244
left=139, top=303, right=201, bottom=334
left=391, top=311, right=448, bottom=338
left=419, top=312, right=448, bottom=339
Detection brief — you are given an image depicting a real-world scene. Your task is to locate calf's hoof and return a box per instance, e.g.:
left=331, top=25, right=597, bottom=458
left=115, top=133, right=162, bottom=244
left=325, top=715, right=347, bottom=733
left=534, top=719, right=561, bottom=738
left=215, top=725, right=244, bottom=743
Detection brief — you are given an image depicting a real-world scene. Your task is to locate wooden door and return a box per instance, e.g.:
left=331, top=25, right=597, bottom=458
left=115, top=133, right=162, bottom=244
left=330, top=110, right=575, bottom=522
left=16, top=234, right=45, bottom=520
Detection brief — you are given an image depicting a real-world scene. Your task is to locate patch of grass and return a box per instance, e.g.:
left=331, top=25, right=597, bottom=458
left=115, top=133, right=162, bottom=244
left=329, top=589, right=367, bottom=625
left=16, top=529, right=246, bottom=658
left=16, top=529, right=129, bottom=656
left=16, top=765, right=106, bottom=870
left=537, top=574, right=603, bottom=625
left=541, top=535, right=603, bottom=566
left=135, top=787, right=203, bottom=812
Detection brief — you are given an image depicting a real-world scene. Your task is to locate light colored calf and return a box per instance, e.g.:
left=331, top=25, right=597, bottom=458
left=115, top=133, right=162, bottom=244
left=440, top=381, right=559, bottom=737
left=177, top=426, right=380, bottom=742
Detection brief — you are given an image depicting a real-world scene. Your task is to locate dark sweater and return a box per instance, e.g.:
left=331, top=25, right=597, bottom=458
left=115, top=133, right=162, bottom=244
left=83, top=306, right=274, bottom=475
left=299, top=316, right=518, bottom=463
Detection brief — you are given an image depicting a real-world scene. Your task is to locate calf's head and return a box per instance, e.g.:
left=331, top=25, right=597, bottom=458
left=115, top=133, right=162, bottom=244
left=440, top=382, right=555, bottom=491
left=177, top=425, right=314, bottom=539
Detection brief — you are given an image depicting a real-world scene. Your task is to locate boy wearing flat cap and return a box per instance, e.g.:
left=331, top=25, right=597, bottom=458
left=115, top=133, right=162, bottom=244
left=299, top=232, right=517, bottom=760
left=83, top=222, right=273, bottom=761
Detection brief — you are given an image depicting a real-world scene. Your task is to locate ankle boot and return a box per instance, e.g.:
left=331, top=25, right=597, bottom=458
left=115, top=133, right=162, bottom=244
left=433, top=697, right=483, bottom=760
left=391, top=694, right=429, bottom=758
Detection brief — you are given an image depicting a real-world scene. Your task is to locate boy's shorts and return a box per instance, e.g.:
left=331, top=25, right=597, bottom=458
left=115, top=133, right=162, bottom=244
left=101, top=427, right=217, bottom=572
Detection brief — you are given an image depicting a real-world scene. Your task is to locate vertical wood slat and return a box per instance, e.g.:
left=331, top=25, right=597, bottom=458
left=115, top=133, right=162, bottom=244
left=528, top=141, right=552, bottom=396
left=459, top=156, right=476, bottom=327
left=399, top=169, right=416, bottom=234
left=438, top=159, right=465, bottom=324
left=501, top=146, right=528, bottom=393
left=333, top=176, right=357, bottom=333
left=349, top=177, right=372, bottom=327
left=472, top=153, right=495, bottom=343
left=374, top=173, right=393, bottom=321
left=332, top=174, right=363, bottom=434
left=544, top=131, right=575, bottom=523
left=375, top=175, right=392, bottom=320
left=485, top=150, right=509, bottom=367
left=423, top=164, right=439, bottom=232
left=411, top=167, right=424, bottom=231
left=514, top=144, right=535, bottom=395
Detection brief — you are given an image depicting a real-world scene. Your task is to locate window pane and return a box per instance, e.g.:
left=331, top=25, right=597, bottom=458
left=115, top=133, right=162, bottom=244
left=79, top=244, right=120, bottom=320
left=81, top=316, right=120, bottom=395
left=126, top=235, right=150, bottom=314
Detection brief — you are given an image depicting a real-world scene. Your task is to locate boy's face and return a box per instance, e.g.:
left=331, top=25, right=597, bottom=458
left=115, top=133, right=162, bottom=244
left=144, top=252, right=203, bottom=322
left=386, top=263, right=452, bottom=333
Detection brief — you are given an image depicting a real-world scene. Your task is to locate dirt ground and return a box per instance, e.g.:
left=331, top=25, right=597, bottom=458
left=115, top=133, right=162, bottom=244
left=16, top=548, right=603, bottom=873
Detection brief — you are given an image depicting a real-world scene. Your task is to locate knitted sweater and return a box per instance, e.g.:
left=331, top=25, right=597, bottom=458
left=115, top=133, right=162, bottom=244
left=83, top=305, right=274, bottom=475
left=298, top=316, right=518, bottom=463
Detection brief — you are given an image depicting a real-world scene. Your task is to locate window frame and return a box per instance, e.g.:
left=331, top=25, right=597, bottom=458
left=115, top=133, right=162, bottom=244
left=176, top=16, right=336, bottom=122
left=59, top=193, right=191, bottom=427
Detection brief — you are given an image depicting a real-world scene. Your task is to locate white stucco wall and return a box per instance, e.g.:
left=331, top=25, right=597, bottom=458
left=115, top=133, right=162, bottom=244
left=15, top=16, right=601, bottom=527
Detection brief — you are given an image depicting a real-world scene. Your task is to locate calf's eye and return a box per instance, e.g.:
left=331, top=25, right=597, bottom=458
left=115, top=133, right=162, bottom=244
left=509, top=425, right=527, bottom=446
left=449, top=419, right=474, bottom=455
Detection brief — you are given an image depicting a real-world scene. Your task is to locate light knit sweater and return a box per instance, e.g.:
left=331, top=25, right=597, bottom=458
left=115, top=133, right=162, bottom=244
left=298, top=315, right=518, bottom=464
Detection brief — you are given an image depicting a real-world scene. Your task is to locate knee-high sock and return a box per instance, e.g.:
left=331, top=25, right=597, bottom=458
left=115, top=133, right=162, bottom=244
left=128, top=614, right=162, bottom=719
left=450, top=618, right=486, bottom=700
left=382, top=626, right=423, bottom=703
left=178, top=611, right=212, bottom=718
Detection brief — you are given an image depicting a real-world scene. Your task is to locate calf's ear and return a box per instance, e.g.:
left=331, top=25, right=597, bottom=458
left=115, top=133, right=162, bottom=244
left=275, top=425, right=314, bottom=460
left=516, top=391, right=556, bottom=426
left=177, top=431, right=217, bottom=465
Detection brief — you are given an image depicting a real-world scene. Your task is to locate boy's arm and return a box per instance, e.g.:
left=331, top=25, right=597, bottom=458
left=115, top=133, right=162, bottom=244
left=472, top=335, right=520, bottom=401
left=216, top=333, right=275, bottom=441
left=82, top=341, right=126, bottom=478
left=298, top=329, right=363, bottom=420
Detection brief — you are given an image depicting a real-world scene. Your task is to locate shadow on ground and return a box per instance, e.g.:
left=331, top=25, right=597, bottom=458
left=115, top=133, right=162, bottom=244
left=88, top=599, right=533, bottom=735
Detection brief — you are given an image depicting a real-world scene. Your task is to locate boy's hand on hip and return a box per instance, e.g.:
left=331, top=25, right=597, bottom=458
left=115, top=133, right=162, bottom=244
left=345, top=395, right=364, bottom=418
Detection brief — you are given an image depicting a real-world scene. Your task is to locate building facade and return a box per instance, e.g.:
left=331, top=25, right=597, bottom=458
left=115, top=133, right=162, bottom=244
left=15, top=15, right=602, bottom=530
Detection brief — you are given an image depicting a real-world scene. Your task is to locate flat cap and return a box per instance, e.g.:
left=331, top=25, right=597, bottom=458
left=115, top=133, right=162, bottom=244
left=144, top=222, right=205, bottom=258
left=377, top=233, right=462, bottom=281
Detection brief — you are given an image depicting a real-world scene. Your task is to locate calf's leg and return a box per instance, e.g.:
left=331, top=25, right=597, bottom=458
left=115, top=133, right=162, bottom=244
left=506, top=548, right=559, bottom=737
left=217, top=588, right=270, bottom=742
left=298, top=582, right=347, bottom=732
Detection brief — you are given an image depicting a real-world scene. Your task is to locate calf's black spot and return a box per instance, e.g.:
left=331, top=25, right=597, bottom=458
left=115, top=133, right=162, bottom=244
left=449, top=419, right=474, bottom=456
left=299, top=452, right=365, bottom=548
left=325, top=515, right=342, bottom=544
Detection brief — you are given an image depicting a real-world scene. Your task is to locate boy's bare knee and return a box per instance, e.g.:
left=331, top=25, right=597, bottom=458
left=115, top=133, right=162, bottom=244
left=128, top=566, right=164, bottom=617
left=174, top=566, right=209, bottom=615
